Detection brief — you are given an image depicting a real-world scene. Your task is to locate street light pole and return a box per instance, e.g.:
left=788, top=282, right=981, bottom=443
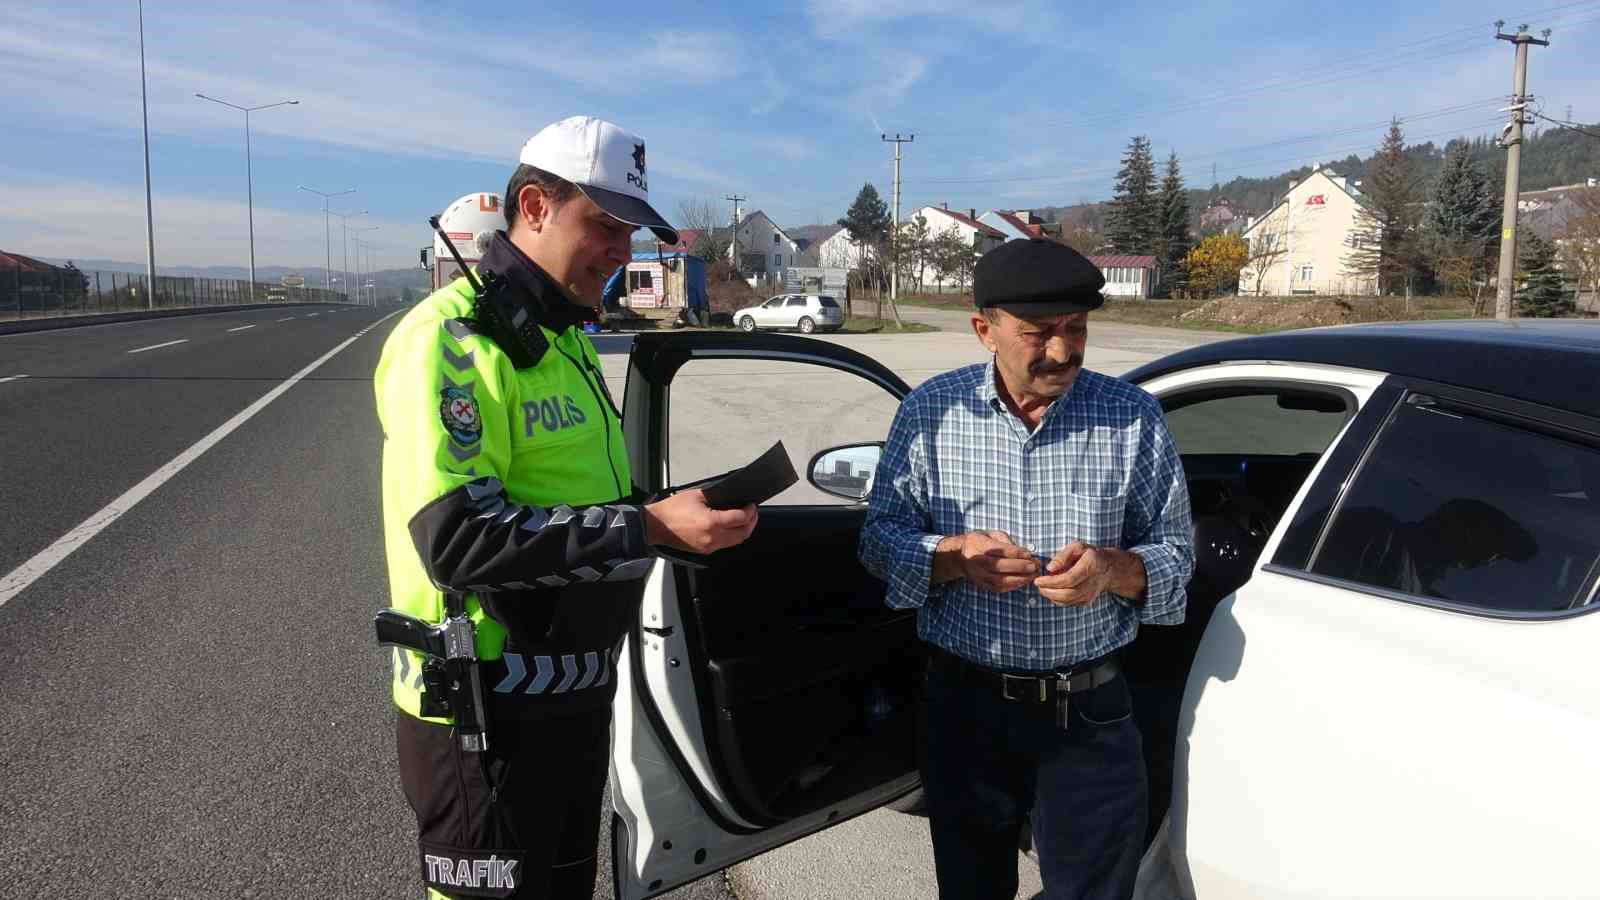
left=298, top=185, right=355, bottom=297
left=138, top=0, right=156, bottom=308
left=353, top=225, right=380, bottom=307
left=330, top=209, right=368, bottom=303
left=195, top=94, right=298, bottom=303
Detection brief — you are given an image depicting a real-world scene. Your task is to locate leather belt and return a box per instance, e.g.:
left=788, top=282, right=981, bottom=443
left=929, top=646, right=1122, bottom=703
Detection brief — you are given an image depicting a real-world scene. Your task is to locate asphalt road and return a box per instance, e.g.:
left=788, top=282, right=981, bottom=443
left=0, top=303, right=1223, bottom=899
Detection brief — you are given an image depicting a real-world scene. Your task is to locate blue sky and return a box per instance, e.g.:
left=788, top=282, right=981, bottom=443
left=1, top=0, right=1596, bottom=271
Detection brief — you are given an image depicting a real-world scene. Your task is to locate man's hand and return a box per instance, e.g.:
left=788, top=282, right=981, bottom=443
left=1034, top=541, right=1146, bottom=607
left=932, top=531, right=1039, bottom=593
left=642, top=489, right=759, bottom=554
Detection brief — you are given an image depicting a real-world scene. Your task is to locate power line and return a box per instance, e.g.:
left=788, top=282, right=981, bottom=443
left=898, top=117, right=1508, bottom=204
left=913, top=2, right=1600, bottom=142
left=1532, top=111, right=1600, bottom=139
left=910, top=102, right=1506, bottom=186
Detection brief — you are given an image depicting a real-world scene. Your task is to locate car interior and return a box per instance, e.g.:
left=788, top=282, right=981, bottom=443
left=634, top=337, right=1359, bottom=837
left=666, top=505, right=923, bottom=826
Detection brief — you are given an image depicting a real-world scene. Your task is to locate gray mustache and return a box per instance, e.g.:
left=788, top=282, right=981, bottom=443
left=1031, top=354, right=1083, bottom=376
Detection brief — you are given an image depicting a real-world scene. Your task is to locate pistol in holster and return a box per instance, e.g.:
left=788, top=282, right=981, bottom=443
left=374, top=591, right=490, bottom=753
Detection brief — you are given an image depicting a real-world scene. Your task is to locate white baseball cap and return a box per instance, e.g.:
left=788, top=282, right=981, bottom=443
left=518, top=116, right=678, bottom=244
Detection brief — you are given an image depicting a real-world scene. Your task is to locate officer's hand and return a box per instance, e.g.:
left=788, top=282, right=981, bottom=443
left=643, top=489, right=759, bottom=555
left=935, top=531, right=1038, bottom=593
left=1034, top=541, right=1112, bottom=606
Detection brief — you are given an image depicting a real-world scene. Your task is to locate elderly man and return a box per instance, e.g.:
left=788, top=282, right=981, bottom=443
left=860, top=238, right=1194, bottom=900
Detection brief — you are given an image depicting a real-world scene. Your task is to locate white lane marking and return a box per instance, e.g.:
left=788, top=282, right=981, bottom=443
left=127, top=339, right=189, bottom=354
left=277, top=316, right=296, bottom=322
left=227, top=324, right=256, bottom=333
left=0, top=375, right=29, bottom=383
left=0, top=311, right=402, bottom=610
left=306, top=313, right=320, bottom=318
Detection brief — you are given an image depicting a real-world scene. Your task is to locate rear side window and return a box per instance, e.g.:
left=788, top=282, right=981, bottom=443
left=818, top=297, right=840, bottom=308
left=1310, top=395, right=1600, bottom=614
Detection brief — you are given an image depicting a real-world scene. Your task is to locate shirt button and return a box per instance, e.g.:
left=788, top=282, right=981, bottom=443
left=1028, top=650, right=1038, bottom=660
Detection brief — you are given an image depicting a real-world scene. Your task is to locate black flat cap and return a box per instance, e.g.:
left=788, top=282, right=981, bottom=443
left=974, top=238, right=1105, bottom=315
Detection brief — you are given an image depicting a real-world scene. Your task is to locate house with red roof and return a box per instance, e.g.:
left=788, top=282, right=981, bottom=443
left=1087, top=255, right=1159, bottom=299
left=911, top=205, right=1007, bottom=256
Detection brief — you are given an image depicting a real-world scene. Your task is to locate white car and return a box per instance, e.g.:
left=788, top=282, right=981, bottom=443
left=732, top=293, right=844, bottom=334
left=604, top=322, right=1600, bottom=900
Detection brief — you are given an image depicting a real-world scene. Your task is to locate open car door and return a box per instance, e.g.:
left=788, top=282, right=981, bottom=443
left=609, top=332, right=919, bottom=899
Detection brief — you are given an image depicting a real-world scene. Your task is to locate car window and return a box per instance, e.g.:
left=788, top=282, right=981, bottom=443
left=667, top=359, right=900, bottom=506
left=786, top=297, right=808, bottom=307
left=763, top=297, right=784, bottom=308
left=818, top=297, right=840, bottom=308
left=1310, top=395, right=1600, bottom=614
left=1164, top=388, right=1350, bottom=456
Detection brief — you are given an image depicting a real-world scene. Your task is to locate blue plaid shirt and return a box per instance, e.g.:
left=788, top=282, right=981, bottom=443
left=859, top=362, right=1193, bottom=672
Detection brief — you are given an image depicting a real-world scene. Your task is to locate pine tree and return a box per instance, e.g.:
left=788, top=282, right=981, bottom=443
left=1425, top=143, right=1498, bottom=300
left=1516, top=232, right=1576, bottom=317
left=838, top=183, right=890, bottom=248
left=1428, top=143, right=1497, bottom=240
left=1158, top=151, right=1193, bottom=296
left=1107, top=136, right=1159, bottom=256
left=1344, top=120, right=1424, bottom=294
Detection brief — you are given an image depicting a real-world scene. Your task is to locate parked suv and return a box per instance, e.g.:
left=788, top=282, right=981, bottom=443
left=733, top=293, right=844, bottom=334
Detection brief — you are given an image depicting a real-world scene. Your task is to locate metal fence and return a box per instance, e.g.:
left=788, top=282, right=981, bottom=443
left=0, top=267, right=348, bottom=320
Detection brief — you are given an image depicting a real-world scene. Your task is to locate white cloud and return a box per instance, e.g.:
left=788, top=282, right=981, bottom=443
left=804, top=0, right=1068, bottom=41
left=0, top=1, right=747, bottom=171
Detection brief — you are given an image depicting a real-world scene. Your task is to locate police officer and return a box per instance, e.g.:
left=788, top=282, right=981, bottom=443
left=375, top=116, right=758, bottom=899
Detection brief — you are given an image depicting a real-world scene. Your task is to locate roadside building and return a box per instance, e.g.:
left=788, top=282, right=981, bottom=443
left=910, top=205, right=1007, bottom=255
left=1238, top=166, right=1378, bottom=296
left=731, top=210, right=806, bottom=282
left=1087, top=255, right=1159, bottom=298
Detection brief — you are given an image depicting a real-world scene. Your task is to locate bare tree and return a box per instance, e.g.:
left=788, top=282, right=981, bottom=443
left=1558, top=187, right=1600, bottom=306
left=677, top=197, right=730, bottom=265
left=1240, top=220, right=1291, bottom=295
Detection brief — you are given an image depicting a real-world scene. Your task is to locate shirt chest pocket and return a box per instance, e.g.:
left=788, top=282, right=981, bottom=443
left=1060, top=489, right=1127, bottom=549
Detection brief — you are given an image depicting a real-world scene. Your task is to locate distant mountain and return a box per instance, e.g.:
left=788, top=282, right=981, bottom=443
left=1032, top=122, right=1600, bottom=230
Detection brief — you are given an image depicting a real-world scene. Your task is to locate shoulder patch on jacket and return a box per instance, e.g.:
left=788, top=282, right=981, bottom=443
left=439, top=385, right=482, bottom=445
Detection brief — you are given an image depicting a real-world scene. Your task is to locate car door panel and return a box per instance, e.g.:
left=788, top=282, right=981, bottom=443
left=1173, top=572, right=1600, bottom=900
left=612, top=333, right=917, bottom=899
left=1126, top=366, right=1387, bottom=853
left=1134, top=367, right=1600, bottom=899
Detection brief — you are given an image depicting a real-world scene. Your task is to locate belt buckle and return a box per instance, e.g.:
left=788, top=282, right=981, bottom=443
left=1001, top=674, right=1048, bottom=703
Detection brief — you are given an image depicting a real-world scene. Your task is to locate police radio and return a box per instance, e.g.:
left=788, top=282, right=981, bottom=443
left=428, top=216, right=548, bottom=368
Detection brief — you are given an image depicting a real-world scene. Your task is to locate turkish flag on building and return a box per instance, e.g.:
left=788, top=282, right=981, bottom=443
left=1306, top=194, right=1326, bottom=206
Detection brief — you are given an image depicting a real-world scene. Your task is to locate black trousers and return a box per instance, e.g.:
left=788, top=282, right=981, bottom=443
left=921, top=657, right=1148, bottom=900
left=396, top=706, right=611, bottom=899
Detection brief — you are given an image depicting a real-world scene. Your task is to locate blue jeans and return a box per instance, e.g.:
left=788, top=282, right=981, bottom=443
left=921, top=657, right=1148, bottom=900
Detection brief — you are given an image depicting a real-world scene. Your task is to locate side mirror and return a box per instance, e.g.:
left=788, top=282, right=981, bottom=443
left=420, top=247, right=434, bottom=272
left=808, top=442, right=883, bottom=502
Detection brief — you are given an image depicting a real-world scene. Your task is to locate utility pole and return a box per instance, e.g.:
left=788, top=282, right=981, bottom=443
left=882, top=133, right=913, bottom=328
left=726, top=194, right=745, bottom=279
left=1493, top=21, right=1551, bottom=320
